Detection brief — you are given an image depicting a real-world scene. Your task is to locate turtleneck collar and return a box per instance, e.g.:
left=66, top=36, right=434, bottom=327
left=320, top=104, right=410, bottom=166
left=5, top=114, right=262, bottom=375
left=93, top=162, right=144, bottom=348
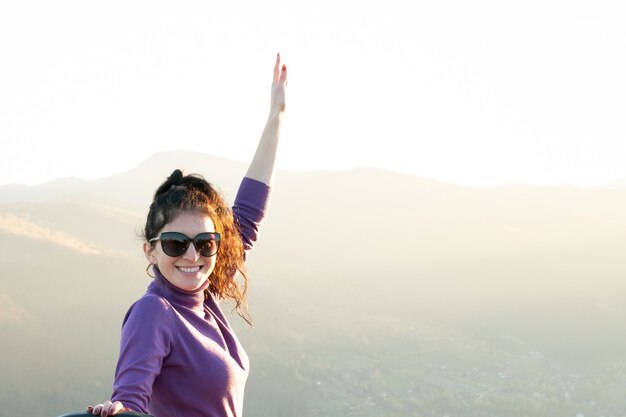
left=149, top=266, right=210, bottom=311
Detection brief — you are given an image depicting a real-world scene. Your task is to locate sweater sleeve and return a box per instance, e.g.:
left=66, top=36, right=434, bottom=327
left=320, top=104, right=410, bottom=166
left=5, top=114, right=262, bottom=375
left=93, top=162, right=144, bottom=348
left=232, top=177, right=271, bottom=251
left=111, top=295, right=174, bottom=413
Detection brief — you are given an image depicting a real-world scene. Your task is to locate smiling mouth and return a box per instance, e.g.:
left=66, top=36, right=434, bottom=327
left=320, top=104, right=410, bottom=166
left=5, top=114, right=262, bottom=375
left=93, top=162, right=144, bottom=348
left=177, top=266, right=202, bottom=273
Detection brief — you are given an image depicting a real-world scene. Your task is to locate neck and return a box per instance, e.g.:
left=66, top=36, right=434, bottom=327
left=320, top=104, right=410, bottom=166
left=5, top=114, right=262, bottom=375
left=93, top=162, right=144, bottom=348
left=152, top=266, right=209, bottom=310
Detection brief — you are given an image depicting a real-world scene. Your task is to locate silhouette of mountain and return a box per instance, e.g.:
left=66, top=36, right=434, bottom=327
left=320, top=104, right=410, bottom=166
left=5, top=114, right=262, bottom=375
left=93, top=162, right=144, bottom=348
left=2, top=151, right=626, bottom=417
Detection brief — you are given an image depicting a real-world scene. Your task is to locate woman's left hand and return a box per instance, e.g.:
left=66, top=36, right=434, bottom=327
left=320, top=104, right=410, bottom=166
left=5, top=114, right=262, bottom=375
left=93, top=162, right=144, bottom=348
left=86, top=401, right=125, bottom=417
left=271, top=53, right=288, bottom=113
left=244, top=53, right=288, bottom=185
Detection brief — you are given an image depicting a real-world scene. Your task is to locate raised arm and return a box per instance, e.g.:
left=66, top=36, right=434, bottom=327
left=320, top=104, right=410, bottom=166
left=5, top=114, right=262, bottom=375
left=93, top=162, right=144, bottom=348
left=244, top=53, right=288, bottom=186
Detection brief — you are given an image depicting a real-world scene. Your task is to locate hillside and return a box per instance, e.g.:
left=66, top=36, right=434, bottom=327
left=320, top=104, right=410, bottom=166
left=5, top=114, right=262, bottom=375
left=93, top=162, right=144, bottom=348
left=2, top=151, right=626, bottom=417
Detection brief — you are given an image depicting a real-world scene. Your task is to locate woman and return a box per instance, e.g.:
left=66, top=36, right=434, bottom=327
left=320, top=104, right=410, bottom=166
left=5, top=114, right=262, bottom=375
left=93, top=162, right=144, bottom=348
left=87, top=53, right=287, bottom=417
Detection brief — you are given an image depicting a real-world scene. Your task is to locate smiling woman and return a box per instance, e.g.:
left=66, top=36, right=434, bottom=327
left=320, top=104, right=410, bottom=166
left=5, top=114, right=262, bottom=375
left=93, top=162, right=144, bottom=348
left=142, top=171, right=245, bottom=299
left=85, top=53, right=288, bottom=417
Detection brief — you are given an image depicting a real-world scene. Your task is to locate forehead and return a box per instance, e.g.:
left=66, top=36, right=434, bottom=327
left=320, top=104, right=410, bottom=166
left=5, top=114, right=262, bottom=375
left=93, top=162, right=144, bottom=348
left=161, top=211, right=216, bottom=234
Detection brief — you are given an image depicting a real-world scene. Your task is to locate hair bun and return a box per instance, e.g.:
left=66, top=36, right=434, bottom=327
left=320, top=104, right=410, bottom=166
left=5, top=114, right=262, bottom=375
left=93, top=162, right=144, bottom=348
left=168, top=169, right=185, bottom=185
left=153, top=169, right=186, bottom=199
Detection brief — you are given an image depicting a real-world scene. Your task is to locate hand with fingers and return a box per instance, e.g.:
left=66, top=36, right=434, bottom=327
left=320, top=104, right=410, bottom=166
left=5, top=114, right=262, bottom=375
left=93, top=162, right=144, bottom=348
left=244, top=52, right=289, bottom=186
left=271, top=52, right=288, bottom=114
left=86, top=400, right=126, bottom=417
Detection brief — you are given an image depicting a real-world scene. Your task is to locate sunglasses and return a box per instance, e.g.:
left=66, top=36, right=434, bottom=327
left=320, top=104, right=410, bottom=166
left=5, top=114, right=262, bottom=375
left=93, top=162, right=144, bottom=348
left=150, top=232, right=221, bottom=258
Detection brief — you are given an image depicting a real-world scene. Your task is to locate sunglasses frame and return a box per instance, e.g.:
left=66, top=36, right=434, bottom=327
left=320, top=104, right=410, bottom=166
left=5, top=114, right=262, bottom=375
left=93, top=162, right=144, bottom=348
left=149, top=231, right=221, bottom=258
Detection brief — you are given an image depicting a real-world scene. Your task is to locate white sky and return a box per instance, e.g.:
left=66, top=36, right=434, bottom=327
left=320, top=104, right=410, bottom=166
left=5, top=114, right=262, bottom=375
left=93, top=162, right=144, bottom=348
left=1, top=0, right=625, bottom=187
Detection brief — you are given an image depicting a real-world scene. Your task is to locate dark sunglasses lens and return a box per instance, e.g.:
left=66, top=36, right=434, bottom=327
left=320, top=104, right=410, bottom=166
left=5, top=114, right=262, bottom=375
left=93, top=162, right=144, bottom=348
left=160, top=233, right=190, bottom=257
left=195, top=234, right=220, bottom=257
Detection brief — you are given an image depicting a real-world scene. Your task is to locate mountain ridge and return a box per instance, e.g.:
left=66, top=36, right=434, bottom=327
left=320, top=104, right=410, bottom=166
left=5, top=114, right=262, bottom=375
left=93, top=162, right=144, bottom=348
left=6, top=149, right=625, bottom=195
left=2, top=150, right=626, bottom=417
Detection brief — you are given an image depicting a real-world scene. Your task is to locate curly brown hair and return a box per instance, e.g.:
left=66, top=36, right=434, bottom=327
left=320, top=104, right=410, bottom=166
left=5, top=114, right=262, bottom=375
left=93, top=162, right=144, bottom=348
left=143, top=169, right=250, bottom=324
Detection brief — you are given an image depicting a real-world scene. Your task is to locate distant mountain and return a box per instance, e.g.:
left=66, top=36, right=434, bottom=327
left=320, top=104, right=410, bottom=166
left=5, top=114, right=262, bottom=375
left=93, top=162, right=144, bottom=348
left=0, top=150, right=248, bottom=206
left=2, top=151, right=626, bottom=417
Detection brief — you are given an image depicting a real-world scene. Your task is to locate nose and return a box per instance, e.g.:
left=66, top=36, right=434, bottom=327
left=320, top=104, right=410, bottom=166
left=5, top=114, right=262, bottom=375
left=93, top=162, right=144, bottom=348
left=181, top=242, right=200, bottom=261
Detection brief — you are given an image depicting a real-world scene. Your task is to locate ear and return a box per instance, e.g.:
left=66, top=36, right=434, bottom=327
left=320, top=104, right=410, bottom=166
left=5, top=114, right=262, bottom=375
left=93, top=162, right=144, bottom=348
left=144, top=242, right=156, bottom=264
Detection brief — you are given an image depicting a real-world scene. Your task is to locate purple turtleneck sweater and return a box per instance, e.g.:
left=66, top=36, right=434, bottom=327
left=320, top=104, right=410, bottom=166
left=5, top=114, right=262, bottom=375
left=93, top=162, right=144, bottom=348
left=111, top=177, right=270, bottom=417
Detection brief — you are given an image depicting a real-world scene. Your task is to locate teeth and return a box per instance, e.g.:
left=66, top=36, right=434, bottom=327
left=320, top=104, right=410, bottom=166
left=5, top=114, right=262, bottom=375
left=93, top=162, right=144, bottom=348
left=178, top=266, right=201, bottom=273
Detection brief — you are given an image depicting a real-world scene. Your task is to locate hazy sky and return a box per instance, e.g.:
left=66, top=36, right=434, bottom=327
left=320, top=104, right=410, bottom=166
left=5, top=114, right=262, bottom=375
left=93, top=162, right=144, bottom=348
left=1, top=0, right=625, bottom=187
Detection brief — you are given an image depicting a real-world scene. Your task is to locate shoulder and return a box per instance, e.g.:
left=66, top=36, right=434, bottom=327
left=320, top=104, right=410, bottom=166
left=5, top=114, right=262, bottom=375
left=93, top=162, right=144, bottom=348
left=123, top=293, right=175, bottom=326
left=120, top=294, right=176, bottom=347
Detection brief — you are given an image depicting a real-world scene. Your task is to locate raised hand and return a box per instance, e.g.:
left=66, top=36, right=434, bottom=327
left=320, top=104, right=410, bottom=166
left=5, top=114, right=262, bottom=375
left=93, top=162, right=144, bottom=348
left=244, top=53, right=289, bottom=186
left=271, top=52, right=288, bottom=113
